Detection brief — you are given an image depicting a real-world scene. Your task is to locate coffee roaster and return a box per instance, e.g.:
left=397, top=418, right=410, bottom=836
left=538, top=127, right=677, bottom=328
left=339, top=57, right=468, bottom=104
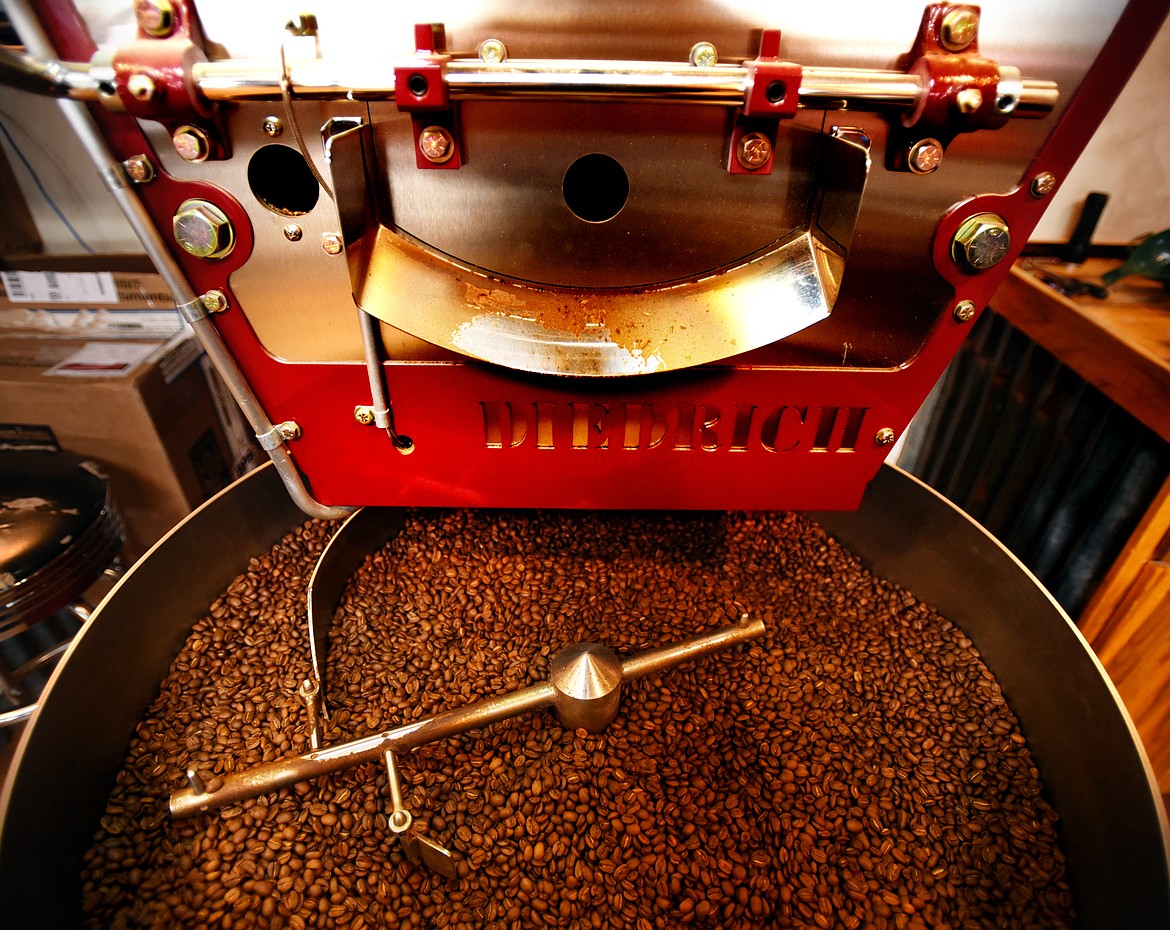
left=1, top=0, right=1169, bottom=926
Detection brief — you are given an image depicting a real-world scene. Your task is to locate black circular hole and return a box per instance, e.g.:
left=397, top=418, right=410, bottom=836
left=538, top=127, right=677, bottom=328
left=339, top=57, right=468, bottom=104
left=562, top=153, right=629, bottom=224
left=247, top=144, right=321, bottom=217
left=408, top=73, right=429, bottom=97
left=766, top=80, right=787, bottom=104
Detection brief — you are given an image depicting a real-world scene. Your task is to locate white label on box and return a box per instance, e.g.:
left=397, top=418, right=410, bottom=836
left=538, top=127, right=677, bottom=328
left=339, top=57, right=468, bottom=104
left=46, top=341, right=160, bottom=377
left=1, top=270, right=118, bottom=304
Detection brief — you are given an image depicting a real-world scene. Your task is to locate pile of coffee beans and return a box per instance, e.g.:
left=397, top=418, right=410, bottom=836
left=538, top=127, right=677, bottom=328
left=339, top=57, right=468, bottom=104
left=81, top=510, right=1074, bottom=929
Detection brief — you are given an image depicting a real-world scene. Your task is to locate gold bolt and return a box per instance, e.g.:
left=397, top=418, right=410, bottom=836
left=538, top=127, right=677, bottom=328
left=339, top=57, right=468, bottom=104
left=200, top=290, right=228, bottom=313
left=262, top=116, right=283, bottom=137
left=940, top=8, right=979, bottom=51
left=736, top=132, right=772, bottom=171
left=277, top=421, right=302, bottom=442
left=952, top=213, right=1011, bottom=272
left=478, top=38, right=508, bottom=64
left=953, top=300, right=976, bottom=322
left=134, top=0, right=174, bottom=37
left=122, top=155, right=154, bottom=184
left=418, top=126, right=454, bottom=164
left=1030, top=172, right=1057, bottom=198
left=907, top=139, right=943, bottom=174
left=354, top=406, right=376, bottom=425
left=875, top=428, right=897, bottom=447
left=172, top=125, right=210, bottom=162
left=173, top=199, right=235, bottom=260
left=284, top=224, right=303, bottom=242
left=322, top=233, right=344, bottom=255
left=689, top=42, right=718, bottom=68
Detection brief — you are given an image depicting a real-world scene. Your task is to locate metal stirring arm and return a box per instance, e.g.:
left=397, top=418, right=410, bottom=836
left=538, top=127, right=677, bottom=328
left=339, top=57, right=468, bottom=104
left=172, top=615, right=765, bottom=818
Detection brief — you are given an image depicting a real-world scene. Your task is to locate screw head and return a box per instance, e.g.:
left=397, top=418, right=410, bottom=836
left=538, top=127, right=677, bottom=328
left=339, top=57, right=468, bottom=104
left=134, top=0, right=174, bottom=37
left=126, top=73, right=156, bottom=102
left=172, top=125, right=210, bottom=162
left=173, top=199, right=234, bottom=259
left=952, top=212, right=1011, bottom=272
left=953, top=300, right=976, bottom=322
left=875, top=428, right=897, bottom=447
left=955, top=87, right=984, bottom=115
left=478, top=38, right=508, bottom=64
left=940, top=8, right=979, bottom=51
left=1030, top=172, right=1057, bottom=198
left=262, top=116, right=283, bottom=137
left=907, top=138, right=944, bottom=174
left=122, top=155, right=155, bottom=184
left=689, top=41, right=719, bottom=68
left=322, top=233, right=344, bottom=255
left=736, top=132, right=772, bottom=171
left=276, top=421, right=302, bottom=442
left=200, top=289, right=228, bottom=313
left=418, top=126, right=454, bottom=164
left=354, top=406, right=375, bottom=425
left=283, top=224, right=303, bottom=242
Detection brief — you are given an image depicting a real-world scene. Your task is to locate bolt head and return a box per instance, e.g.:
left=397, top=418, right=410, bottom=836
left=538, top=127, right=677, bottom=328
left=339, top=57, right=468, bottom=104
left=478, top=38, right=508, bottom=64
left=284, top=224, right=303, bottom=242
left=134, top=0, right=174, bottom=37
left=952, top=213, right=1011, bottom=272
left=322, top=233, right=344, bottom=255
left=354, top=406, right=375, bottom=425
left=736, top=132, right=772, bottom=170
left=689, top=41, right=719, bottom=68
left=953, top=300, right=976, bottom=322
left=908, top=139, right=943, bottom=174
left=262, top=116, right=283, bottom=137
left=874, top=428, right=897, bottom=447
left=201, top=290, right=228, bottom=313
left=172, top=125, right=209, bottom=162
left=173, top=199, right=234, bottom=259
left=940, top=8, right=979, bottom=51
left=1030, top=172, right=1057, bottom=198
left=122, top=155, right=154, bottom=184
left=955, top=87, right=984, bottom=115
left=277, top=421, right=302, bottom=442
left=418, top=126, right=454, bottom=164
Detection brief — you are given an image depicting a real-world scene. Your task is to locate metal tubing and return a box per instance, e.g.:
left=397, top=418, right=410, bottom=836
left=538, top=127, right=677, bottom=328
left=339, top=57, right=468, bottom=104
left=4, top=1, right=352, bottom=523
left=621, top=615, right=766, bottom=681
left=170, top=682, right=557, bottom=817
left=169, top=617, right=764, bottom=818
left=0, top=43, right=1057, bottom=119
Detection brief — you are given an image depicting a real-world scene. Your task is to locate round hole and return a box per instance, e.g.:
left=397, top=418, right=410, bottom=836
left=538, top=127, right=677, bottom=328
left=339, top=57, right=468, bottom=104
left=997, top=94, right=1018, bottom=112
left=562, top=153, right=629, bottom=224
left=247, top=144, right=321, bottom=217
left=408, top=73, right=429, bottom=97
left=766, top=80, right=787, bottom=104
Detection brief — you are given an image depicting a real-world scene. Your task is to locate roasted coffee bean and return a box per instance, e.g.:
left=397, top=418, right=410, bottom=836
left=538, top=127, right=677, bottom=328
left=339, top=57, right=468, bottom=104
left=81, top=511, right=1074, bottom=929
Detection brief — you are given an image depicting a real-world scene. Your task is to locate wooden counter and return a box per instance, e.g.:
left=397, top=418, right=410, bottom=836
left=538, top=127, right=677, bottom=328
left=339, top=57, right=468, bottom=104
left=994, top=258, right=1170, bottom=792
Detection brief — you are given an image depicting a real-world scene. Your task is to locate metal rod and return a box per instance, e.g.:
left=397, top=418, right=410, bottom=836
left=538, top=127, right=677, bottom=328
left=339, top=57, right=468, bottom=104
left=3, top=44, right=1057, bottom=119
left=170, top=617, right=765, bottom=818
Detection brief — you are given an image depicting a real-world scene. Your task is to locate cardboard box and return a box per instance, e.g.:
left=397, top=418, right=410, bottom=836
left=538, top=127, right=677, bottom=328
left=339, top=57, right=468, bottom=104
left=0, top=332, right=236, bottom=563
left=0, top=254, right=172, bottom=312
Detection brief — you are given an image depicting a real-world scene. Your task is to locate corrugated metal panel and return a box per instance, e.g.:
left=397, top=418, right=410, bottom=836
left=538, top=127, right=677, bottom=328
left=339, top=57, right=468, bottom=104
left=900, top=310, right=1170, bottom=618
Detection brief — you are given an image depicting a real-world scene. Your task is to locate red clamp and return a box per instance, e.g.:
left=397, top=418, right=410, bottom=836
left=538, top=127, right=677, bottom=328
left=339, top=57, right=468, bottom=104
left=395, top=24, right=463, bottom=170
left=728, top=30, right=802, bottom=175
left=110, top=0, right=229, bottom=159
